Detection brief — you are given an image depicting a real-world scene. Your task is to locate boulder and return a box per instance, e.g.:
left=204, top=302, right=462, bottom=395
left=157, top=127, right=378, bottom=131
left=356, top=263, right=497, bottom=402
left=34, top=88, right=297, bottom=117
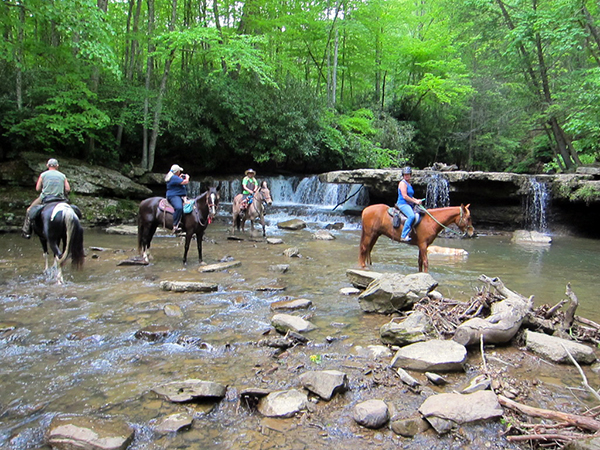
left=283, top=247, right=300, bottom=257
left=266, top=238, right=284, bottom=245
left=353, top=399, right=389, bottom=429
left=390, top=416, right=431, bottom=437
left=152, top=379, right=227, bottom=402
left=271, top=313, right=316, bottom=333
left=358, top=273, right=438, bottom=314
left=525, top=330, right=597, bottom=364
left=512, top=230, right=552, bottom=244
left=46, top=414, right=134, bottom=450
left=380, top=311, right=434, bottom=346
left=299, top=370, right=348, bottom=400
left=346, top=269, right=383, bottom=289
left=277, top=219, right=307, bottom=230
left=391, top=339, right=467, bottom=372
left=257, top=390, right=308, bottom=418
left=418, top=391, right=503, bottom=429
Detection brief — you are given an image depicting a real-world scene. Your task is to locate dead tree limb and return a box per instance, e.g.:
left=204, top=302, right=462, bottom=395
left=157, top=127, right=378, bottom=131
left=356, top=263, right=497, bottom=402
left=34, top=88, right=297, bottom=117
left=561, top=283, right=578, bottom=333
left=561, top=343, right=600, bottom=403
left=498, top=395, right=600, bottom=432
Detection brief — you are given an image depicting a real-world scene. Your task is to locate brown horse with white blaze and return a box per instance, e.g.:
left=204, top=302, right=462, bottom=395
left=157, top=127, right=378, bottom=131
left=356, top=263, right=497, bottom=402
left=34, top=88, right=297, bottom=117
left=359, top=204, right=474, bottom=272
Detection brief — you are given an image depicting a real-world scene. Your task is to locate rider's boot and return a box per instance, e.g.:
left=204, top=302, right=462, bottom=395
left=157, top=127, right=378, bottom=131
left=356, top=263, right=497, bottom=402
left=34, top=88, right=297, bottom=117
left=21, top=214, right=31, bottom=239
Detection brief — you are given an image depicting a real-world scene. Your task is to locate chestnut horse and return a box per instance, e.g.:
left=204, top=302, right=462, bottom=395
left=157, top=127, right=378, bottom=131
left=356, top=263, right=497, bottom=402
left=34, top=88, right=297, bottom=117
left=32, top=202, right=85, bottom=284
left=359, top=204, right=474, bottom=272
left=138, top=186, right=220, bottom=264
left=231, top=181, right=273, bottom=236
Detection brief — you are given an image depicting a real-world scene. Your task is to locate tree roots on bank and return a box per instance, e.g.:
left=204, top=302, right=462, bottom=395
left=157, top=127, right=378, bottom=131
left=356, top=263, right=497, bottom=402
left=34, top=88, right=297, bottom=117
left=413, top=275, right=600, bottom=448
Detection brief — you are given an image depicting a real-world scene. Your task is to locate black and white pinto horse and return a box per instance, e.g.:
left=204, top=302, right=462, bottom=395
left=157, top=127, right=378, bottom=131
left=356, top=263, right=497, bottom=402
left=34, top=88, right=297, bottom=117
left=32, top=202, right=85, bottom=284
left=138, top=185, right=220, bottom=264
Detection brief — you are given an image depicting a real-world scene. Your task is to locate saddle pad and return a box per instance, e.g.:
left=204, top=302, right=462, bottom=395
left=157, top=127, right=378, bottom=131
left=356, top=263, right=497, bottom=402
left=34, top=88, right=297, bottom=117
left=51, top=203, right=72, bottom=221
left=158, top=198, right=175, bottom=214
left=183, top=201, right=193, bottom=214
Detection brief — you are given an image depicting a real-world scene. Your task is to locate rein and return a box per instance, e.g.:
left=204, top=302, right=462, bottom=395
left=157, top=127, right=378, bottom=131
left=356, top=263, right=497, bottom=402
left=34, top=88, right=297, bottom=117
left=416, top=204, right=464, bottom=236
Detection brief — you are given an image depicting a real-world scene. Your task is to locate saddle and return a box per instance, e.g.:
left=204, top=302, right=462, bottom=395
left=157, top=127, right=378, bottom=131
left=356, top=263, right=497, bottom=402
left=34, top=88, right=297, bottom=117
left=159, top=198, right=192, bottom=215
left=28, top=201, right=82, bottom=221
left=388, top=207, right=421, bottom=229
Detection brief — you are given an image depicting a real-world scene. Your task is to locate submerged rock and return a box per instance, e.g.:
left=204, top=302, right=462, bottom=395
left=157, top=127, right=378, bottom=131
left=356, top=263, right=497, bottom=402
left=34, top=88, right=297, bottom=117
left=270, top=298, right=312, bottom=311
left=46, top=414, right=134, bottom=450
left=380, top=311, right=435, bottom=346
left=134, top=325, right=171, bottom=342
left=312, top=230, right=335, bottom=240
left=277, top=219, right=307, bottom=230
left=159, top=281, right=218, bottom=292
left=152, top=379, right=227, bottom=403
left=154, top=412, right=193, bottom=434
left=197, top=260, right=241, bottom=272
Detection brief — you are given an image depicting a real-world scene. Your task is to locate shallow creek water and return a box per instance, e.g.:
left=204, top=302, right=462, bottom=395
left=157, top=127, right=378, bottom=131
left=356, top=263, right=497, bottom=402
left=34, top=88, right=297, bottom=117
left=1, top=216, right=600, bottom=449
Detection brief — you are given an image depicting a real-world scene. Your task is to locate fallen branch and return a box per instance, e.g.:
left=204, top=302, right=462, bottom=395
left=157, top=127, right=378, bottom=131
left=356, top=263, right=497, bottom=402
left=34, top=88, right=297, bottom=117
left=561, top=282, right=578, bottom=333
left=498, top=395, right=600, bottom=432
left=561, top=343, right=600, bottom=403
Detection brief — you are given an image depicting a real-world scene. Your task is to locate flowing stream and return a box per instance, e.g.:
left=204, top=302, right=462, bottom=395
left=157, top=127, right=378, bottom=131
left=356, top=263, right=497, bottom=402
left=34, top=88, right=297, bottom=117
left=1, top=187, right=600, bottom=449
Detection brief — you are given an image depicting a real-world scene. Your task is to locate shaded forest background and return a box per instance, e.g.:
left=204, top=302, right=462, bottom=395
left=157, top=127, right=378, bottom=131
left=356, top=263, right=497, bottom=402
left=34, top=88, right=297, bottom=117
left=1, top=0, right=599, bottom=175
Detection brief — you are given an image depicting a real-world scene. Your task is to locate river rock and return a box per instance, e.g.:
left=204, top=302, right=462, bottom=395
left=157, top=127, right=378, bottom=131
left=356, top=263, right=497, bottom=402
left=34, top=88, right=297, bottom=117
left=346, top=269, right=383, bottom=289
left=418, top=391, right=503, bottom=429
left=390, top=416, right=431, bottom=437
left=380, top=311, right=434, bottom=346
left=396, top=368, right=420, bottom=387
left=524, top=330, right=597, bottom=364
left=512, top=230, right=552, bottom=244
left=163, top=304, right=183, bottom=317
left=155, top=412, right=193, bottom=434
left=354, top=344, right=393, bottom=360
left=46, top=414, right=134, bottom=450
left=270, top=298, right=312, bottom=311
left=277, top=219, right=307, bottom=230
left=283, top=247, right=300, bottom=257
left=271, top=313, right=316, bottom=333
left=325, top=222, right=344, bottom=230
left=160, top=281, right=218, bottom=292
left=425, top=372, right=448, bottom=386
left=134, top=325, right=171, bottom=342
left=268, top=264, right=290, bottom=273
left=391, top=339, right=467, bottom=372
left=312, top=229, right=335, bottom=240
left=197, top=260, right=241, bottom=272
left=105, top=225, right=138, bottom=235
left=152, top=379, right=227, bottom=402
left=352, top=399, right=389, bottom=429
left=339, top=287, right=361, bottom=295
left=267, top=238, right=284, bottom=244
left=358, top=273, right=438, bottom=314
left=257, top=389, right=308, bottom=418
left=299, top=370, right=348, bottom=400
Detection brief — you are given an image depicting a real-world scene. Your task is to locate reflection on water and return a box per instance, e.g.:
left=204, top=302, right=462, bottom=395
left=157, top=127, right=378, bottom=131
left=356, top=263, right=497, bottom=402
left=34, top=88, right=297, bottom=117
left=1, top=223, right=600, bottom=449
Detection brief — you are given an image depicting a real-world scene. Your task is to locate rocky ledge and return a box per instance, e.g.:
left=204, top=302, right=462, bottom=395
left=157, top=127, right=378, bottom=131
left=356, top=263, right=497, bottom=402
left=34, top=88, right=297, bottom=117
left=319, top=167, right=600, bottom=237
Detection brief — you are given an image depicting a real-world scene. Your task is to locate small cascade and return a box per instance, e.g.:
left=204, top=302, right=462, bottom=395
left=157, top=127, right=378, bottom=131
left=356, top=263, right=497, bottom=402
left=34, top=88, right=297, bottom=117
left=524, top=178, right=550, bottom=232
left=424, top=173, right=450, bottom=209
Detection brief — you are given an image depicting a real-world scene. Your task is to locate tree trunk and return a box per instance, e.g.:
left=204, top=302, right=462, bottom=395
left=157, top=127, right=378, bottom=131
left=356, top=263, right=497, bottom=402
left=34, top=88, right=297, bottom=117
left=16, top=1, right=24, bottom=110
left=141, top=0, right=155, bottom=170
left=147, top=0, right=178, bottom=171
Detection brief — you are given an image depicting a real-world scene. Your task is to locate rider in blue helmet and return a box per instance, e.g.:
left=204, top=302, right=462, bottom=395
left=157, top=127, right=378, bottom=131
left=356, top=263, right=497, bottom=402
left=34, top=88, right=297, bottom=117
left=395, top=166, right=422, bottom=242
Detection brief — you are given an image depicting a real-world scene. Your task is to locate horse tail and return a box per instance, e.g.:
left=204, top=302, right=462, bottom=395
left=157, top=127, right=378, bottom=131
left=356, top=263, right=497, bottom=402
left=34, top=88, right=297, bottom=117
left=137, top=213, right=143, bottom=253
left=70, top=215, right=85, bottom=270
left=59, top=208, right=81, bottom=267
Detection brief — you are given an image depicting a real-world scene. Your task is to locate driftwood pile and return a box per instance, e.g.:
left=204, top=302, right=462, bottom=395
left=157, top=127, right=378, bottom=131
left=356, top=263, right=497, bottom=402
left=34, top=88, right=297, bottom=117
left=414, top=274, right=600, bottom=447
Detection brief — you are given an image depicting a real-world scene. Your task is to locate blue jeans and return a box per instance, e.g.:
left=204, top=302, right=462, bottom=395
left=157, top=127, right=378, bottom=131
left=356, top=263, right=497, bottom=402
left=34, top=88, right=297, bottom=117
left=397, top=204, right=415, bottom=239
left=168, top=195, right=184, bottom=227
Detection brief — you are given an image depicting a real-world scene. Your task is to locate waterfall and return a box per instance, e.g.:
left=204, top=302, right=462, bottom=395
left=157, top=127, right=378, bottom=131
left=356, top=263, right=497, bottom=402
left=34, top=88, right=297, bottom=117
left=424, top=173, right=450, bottom=209
left=188, top=175, right=369, bottom=228
left=524, top=178, right=549, bottom=232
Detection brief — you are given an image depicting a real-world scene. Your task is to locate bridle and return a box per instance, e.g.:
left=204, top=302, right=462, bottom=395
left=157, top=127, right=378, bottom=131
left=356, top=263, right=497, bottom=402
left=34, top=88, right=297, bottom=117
left=195, top=189, right=219, bottom=226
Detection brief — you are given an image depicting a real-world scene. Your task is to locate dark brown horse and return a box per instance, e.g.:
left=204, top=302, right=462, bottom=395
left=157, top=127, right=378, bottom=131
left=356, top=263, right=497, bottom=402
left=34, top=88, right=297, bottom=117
left=138, top=186, right=220, bottom=264
left=359, top=204, right=474, bottom=272
left=32, top=202, right=85, bottom=284
left=231, top=181, right=273, bottom=236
